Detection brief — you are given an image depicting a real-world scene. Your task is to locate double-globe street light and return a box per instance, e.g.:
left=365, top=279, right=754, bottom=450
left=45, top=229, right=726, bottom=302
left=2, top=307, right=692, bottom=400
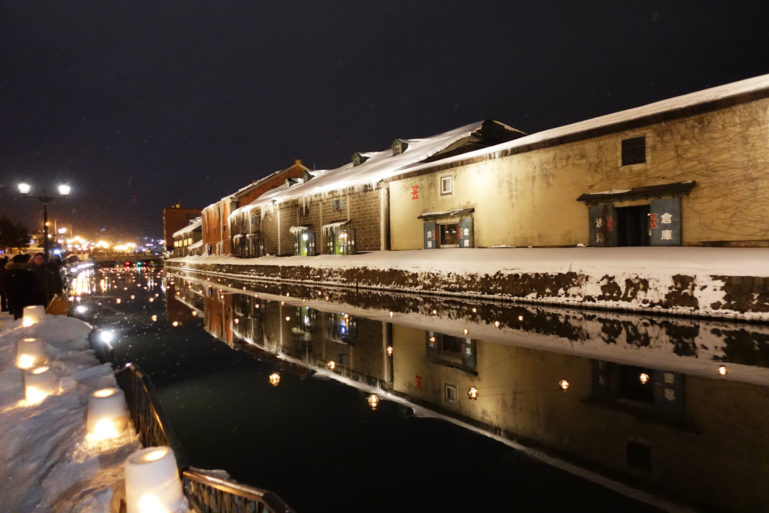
left=17, top=182, right=71, bottom=259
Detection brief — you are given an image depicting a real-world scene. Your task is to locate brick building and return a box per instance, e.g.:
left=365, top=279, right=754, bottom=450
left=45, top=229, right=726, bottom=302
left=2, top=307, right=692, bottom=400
left=162, top=206, right=201, bottom=252
left=201, top=160, right=309, bottom=256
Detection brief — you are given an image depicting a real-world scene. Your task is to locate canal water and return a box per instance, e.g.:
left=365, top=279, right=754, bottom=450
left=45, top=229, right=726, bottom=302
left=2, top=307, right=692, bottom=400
left=70, top=266, right=769, bottom=512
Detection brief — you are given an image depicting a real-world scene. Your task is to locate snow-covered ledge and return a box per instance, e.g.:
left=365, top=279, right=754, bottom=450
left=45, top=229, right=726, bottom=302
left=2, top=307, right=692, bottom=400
left=0, top=312, right=141, bottom=512
left=167, top=247, right=769, bottom=321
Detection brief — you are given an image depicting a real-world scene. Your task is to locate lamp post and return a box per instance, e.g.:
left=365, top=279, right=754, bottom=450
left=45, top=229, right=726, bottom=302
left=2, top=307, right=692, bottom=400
left=18, top=183, right=71, bottom=259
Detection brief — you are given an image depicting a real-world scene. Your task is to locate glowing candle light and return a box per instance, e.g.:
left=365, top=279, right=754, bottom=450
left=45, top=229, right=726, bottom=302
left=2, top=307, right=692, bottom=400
left=269, top=372, right=280, bottom=386
left=639, top=373, right=650, bottom=385
left=86, top=388, right=129, bottom=441
left=22, top=305, right=45, bottom=327
left=24, top=366, right=58, bottom=404
left=558, top=379, right=570, bottom=391
left=124, top=446, right=187, bottom=513
left=386, top=346, right=394, bottom=356
left=367, top=394, right=380, bottom=410
left=327, top=360, right=336, bottom=371
left=718, top=365, right=728, bottom=376
left=494, top=321, right=501, bottom=328
left=16, top=337, right=46, bottom=369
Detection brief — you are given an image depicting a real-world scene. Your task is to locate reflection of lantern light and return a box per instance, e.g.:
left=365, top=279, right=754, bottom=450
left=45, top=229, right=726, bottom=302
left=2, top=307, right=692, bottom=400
left=16, top=337, right=46, bottom=369
left=472, top=308, right=477, bottom=313
left=718, top=365, right=728, bottom=376
left=367, top=394, right=380, bottom=410
left=386, top=346, right=394, bottom=356
left=285, top=316, right=291, bottom=322
left=431, top=309, right=437, bottom=315
left=467, top=386, right=479, bottom=400
left=389, top=311, right=394, bottom=318
left=86, top=388, right=129, bottom=440
left=172, top=321, right=179, bottom=327
left=518, top=315, right=524, bottom=322
left=558, top=379, right=570, bottom=391
left=494, top=321, right=501, bottom=328
left=24, top=366, right=58, bottom=404
left=327, top=360, right=336, bottom=371
left=22, top=305, right=45, bottom=327
left=116, top=298, right=121, bottom=304
left=192, top=311, right=197, bottom=317
left=148, top=297, right=154, bottom=303
left=639, top=373, right=650, bottom=385
left=151, top=315, right=158, bottom=322
left=130, top=295, right=135, bottom=300
left=429, top=336, right=436, bottom=343
left=124, top=446, right=186, bottom=513
left=463, top=328, right=469, bottom=336
left=269, top=373, right=280, bottom=386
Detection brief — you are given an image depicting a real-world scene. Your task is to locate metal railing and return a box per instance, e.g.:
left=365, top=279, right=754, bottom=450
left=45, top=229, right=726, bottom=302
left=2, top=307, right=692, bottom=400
left=183, top=470, right=295, bottom=513
left=111, top=362, right=294, bottom=513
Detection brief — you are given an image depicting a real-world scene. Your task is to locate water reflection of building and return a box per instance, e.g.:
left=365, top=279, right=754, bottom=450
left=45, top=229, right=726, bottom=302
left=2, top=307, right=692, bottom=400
left=164, top=279, right=200, bottom=323
left=173, top=276, right=769, bottom=512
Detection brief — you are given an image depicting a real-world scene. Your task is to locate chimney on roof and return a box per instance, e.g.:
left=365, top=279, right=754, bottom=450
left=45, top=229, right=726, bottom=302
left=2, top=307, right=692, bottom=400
left=391, top=139, right=408, bottom=156
left=352, top=152, right=368, bottom=166
left=294, top=159, right=302, bottom=166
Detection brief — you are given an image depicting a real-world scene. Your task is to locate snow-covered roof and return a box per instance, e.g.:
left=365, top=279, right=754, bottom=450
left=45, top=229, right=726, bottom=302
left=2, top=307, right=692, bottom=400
left=288, top=225, right=310, bottom=234
left=244, top=121, right=495, bottom=209
left=322, top=220, right=350, bottom=231
left=387, top=74, right=769, bottom=181
left=172, top=217, right=202, bottom=238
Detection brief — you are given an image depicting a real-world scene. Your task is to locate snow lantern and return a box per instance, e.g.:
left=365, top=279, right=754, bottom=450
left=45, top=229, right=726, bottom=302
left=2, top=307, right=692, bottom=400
left=86, top=388, right=129, bottom=440
left=124, top=446, right=187, bottom=513
left=16, top=337, right=46, bottom=370
left=22, top=305, right=45, bottom=327
left=24, top=365, right=58, bottom=404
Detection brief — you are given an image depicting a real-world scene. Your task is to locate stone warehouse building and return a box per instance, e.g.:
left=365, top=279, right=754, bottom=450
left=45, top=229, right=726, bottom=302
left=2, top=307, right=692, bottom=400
left=189, top=74, right=769, bottom=258
left=387, top=74, right=769, bottom=250
left=227, top=120, right=524, bottom=256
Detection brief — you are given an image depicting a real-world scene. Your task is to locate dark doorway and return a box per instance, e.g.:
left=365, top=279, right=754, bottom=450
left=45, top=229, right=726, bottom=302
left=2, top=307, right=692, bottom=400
left=616, top=205, right=650, bottom=246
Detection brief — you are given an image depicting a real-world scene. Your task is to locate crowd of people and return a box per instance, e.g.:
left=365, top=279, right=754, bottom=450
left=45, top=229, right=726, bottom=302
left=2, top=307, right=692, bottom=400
left=0, top=253, right=64, bottom=319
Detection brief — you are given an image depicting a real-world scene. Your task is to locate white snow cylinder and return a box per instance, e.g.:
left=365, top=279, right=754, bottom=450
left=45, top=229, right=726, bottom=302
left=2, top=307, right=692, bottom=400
left=86, top=388, right=129, bottom=440
left=22, top=305, right=45, bottom=327
left=24, top=365, right=58, bottom=403
left=124, top=446, right=187, bottom=513
left=16, top=337, right=46, bottom=369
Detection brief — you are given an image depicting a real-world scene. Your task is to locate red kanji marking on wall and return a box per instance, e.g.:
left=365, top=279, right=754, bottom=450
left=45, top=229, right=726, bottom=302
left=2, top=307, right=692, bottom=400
left=415, top=375, right=423, bottom=389
left=607, top=216, right=614, bottom=231
left=411, top=185, right=420, bottom=200
left=649, top=213, right=658, bottom=229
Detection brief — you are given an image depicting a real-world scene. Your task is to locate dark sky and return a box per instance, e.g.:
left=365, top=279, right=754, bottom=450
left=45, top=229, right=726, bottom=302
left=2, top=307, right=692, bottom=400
left=2, top=1, right=769, bottom=239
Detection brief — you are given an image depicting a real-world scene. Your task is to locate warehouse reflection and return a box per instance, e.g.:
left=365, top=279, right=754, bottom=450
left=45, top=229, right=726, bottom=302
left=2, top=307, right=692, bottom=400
left=169, top=274, right=769, bottom=513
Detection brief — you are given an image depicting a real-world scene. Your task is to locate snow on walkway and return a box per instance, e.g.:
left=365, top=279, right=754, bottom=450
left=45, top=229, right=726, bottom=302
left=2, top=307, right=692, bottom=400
left=0, top=312, right=140, bottom=513
left=174, top=246, right=769, bottom=277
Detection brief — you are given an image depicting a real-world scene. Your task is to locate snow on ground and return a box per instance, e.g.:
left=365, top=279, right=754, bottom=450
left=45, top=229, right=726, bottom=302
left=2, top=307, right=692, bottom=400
left=175, top=246, right=769, bottom=276
left=0, top=312, right=140, bottom=513
left=173, top=247, right=769, bottom=320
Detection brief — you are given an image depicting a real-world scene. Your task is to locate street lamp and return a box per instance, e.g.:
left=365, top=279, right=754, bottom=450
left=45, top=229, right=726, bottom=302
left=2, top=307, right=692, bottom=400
left=17, top=182, right=71, bottom=259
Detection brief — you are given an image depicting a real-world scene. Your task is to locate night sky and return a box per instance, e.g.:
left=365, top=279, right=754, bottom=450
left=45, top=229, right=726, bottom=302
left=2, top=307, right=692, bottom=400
left=2, top=1, right=769, bottom=239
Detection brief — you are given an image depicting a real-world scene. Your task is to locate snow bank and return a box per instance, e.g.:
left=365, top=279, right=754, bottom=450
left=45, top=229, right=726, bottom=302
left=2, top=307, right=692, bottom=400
left=0, top=312, right=141, bottom=513
left=169, top=247, right=769, bottom=320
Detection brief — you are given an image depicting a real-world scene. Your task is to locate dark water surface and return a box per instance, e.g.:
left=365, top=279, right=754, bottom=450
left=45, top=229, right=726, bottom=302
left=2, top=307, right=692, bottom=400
left=71, top=266, right=769, bottom=512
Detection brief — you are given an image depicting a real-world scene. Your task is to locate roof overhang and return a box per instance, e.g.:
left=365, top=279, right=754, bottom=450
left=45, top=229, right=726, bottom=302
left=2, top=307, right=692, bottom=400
left=577, top=181, right=696, bottom=204
left=322, top=220, right=350, bottom=231
left=418, top=207, right=475, bottom=220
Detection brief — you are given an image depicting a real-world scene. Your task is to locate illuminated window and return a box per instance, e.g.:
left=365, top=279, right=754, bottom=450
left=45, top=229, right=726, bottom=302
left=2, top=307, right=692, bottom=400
left=621, top=136, right=646, bottom=166
left=440, top=176, right=453, bottom=195
left=332, top=198, right=345, bottom=211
